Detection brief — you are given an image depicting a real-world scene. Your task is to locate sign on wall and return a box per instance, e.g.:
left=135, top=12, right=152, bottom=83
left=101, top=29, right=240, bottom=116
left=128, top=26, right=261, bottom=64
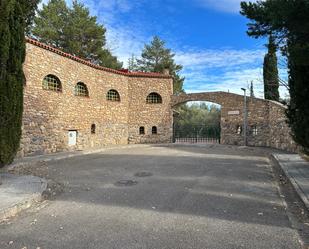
left=228, top=110, right=240, bottom=115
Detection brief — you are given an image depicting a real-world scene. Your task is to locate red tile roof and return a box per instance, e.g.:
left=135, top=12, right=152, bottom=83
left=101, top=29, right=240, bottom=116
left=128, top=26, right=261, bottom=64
left=25, top=37, right=172, bottom=79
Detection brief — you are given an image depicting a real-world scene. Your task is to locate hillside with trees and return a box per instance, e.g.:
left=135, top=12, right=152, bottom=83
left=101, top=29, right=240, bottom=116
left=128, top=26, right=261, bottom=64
left=174, top=103, right=221, bottom=139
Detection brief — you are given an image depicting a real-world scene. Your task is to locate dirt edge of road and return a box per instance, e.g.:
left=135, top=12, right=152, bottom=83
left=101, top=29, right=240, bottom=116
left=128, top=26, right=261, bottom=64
left=269, top=156, right=309, bottom=249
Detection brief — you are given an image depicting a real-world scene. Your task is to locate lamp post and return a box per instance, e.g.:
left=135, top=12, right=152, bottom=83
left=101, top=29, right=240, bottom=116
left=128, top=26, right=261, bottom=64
left=241, top=88, right=247, bottom=146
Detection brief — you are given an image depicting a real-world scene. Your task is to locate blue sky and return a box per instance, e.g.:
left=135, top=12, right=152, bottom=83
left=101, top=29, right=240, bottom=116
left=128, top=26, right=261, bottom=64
left=40, top=0, right=288, bottom=98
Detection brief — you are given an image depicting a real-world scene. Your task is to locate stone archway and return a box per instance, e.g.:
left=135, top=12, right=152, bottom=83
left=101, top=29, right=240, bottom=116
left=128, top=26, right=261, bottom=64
left=172, top=92, right=245, bottom=146
left=171, top=91, right=298, bottom=152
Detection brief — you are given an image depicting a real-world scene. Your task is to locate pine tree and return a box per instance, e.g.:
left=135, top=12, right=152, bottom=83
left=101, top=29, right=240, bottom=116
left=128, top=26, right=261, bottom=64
left=263, top=35, right=279, bottom=101
left=32, top=0, right=68, bottom=48
left=136, top=36, right=184, bottom=95
left=32, top=0, right=122, bottom=69
left=0, top=0, right=39, bottom=167
left=241, top=0, right=309, bottom=153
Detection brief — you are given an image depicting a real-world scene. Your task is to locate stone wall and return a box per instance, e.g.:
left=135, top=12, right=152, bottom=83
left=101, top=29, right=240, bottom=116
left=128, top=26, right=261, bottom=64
left=20, top=39, right=173, bottom=157
left=20, top=38, right=297, bottom=157
left=128, top=77, right=173, bottom=144
left=172, top=92, right=298, bottom=152
left=268, top=101, right=299, bottom=152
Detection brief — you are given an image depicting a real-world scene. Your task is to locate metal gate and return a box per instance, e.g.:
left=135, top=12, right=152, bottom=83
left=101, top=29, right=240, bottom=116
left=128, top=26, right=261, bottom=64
left=173, top=124, right=220, bottom=144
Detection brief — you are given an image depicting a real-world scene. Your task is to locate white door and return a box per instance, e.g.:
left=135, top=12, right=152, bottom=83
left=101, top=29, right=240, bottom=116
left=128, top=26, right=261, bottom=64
left=68, top=131, right=77, bottom=146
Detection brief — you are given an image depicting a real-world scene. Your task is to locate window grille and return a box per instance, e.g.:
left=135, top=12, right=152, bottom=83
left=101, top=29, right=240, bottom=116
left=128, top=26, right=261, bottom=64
left=42, top=74, right=61, bottom=92
left=91, top=124, right=96, bottom=134
left=107, top=89, right=120, bottom=101
left=75, top=82, right=89, bottom=97
left=146, top=92, right=162, bottom=104
left=152, top=126, right=157, bottom=134
left=139, top=127, right=145, bottom=135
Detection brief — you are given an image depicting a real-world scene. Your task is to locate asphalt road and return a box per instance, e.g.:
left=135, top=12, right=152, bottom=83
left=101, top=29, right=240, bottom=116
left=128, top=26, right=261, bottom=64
left=0, top=144, right=302, bottom=249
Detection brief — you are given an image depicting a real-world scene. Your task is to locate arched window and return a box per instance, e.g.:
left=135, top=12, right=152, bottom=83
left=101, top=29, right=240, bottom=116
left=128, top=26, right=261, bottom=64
left=91, top=124, right=96, bottom=134
left=107, top=89, right=120, bottom=101
left=75, top=82, right=89, bottom=97
left=42, top=74, right=62, bottom=92
left=139, top=126, right=145, bottom=135
left=152, top=126, right=157, bottom=134
left=146, top=92, right=162, bottom=104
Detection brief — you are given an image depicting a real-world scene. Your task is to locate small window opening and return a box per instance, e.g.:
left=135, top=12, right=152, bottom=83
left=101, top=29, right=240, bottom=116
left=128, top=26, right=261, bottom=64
left=139, top=126, right=145, bottom=135
left=42, top=74, right=62, bottom=92
left=91, top=124, right=96, bottom=134
left=236, top=125, right=242, bottom=135
left=107, top=89, right=120, bottom=102
left=75, top=82, right=89, bottom=97
left=146, top=92, right=162, bottom=104
left=152, top=126, right=157, bottom=135
left=252, top=125, right=258, bottom=136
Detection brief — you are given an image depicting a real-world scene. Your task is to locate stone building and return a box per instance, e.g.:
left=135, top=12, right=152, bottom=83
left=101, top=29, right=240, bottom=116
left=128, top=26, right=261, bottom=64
left=172, top=92, right=298, bottom=152
left=20, top=38, right=173, bottom=156
left=20, top=38, right=297, bottom=157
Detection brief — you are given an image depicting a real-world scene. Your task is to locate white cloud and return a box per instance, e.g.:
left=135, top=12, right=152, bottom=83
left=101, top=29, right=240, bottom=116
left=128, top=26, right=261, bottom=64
left=75, top=0, right=148, bottom=66
left=175, top=49, right=264, bottom=70
left=184, top=67, right=264, bottom=96
left=183, top=65, right=289, bottom=99
left=195, top=0, right=256, bottom=13
left=105, top=27, right=147, bottom=66
left=177, top=48, right=289, bottom=99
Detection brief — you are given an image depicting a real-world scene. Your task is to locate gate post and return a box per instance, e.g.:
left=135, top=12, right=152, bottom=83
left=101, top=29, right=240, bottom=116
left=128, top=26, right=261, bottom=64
left=172, top=122, right=176, bottom=143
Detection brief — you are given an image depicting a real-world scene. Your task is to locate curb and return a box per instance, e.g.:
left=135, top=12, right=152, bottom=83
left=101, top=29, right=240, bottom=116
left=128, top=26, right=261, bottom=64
left=271, top=154, right=309, bottom=211
left=0, top=176, right=47, bottom=222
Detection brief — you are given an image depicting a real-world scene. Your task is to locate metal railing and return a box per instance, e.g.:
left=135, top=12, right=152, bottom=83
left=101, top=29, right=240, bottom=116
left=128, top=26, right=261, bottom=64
left=174, top=137, right=220, bottom=144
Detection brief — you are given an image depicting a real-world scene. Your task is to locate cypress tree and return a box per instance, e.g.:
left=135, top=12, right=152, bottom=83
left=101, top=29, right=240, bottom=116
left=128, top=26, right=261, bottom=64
left=250, top=81, right=255, bottom=98
left=241, top=0, right=309, bottom=153
left=0, top=0, right=38, bottom=167
left=263, top=35, right=280, bottom=101
left=286, top=42, right=309, bottom=153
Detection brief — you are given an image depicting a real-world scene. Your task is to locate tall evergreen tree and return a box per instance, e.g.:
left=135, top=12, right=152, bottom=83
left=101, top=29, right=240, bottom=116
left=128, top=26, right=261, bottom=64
left=241, top=0, right=309, bottom=153
left=32, top=0, right=68, bottom=48
left=137, top=36, right=184, bottom=95
left=0, top=0, right=39, bottom=167
left=250, top=81, right=255, bottom=98
left=32, top=0, right=122, bottom=69
left=263, top=35, right=280, bottom=101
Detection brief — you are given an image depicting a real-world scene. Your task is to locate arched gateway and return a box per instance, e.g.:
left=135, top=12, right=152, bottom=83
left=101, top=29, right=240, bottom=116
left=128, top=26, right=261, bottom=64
left=171, top=91, right=298, bottom=152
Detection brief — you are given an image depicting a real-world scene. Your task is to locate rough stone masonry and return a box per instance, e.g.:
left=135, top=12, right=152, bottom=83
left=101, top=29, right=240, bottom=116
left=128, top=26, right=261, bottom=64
left=20, top=38, right=173, bottom=156
left=172, top=92, right=298, bottom=152
left=19, top=38, right=297, bottom=157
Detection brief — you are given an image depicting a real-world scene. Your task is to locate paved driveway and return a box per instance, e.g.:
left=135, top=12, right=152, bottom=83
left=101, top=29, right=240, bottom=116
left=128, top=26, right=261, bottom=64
left=0, top=144, right=301, bottom=249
